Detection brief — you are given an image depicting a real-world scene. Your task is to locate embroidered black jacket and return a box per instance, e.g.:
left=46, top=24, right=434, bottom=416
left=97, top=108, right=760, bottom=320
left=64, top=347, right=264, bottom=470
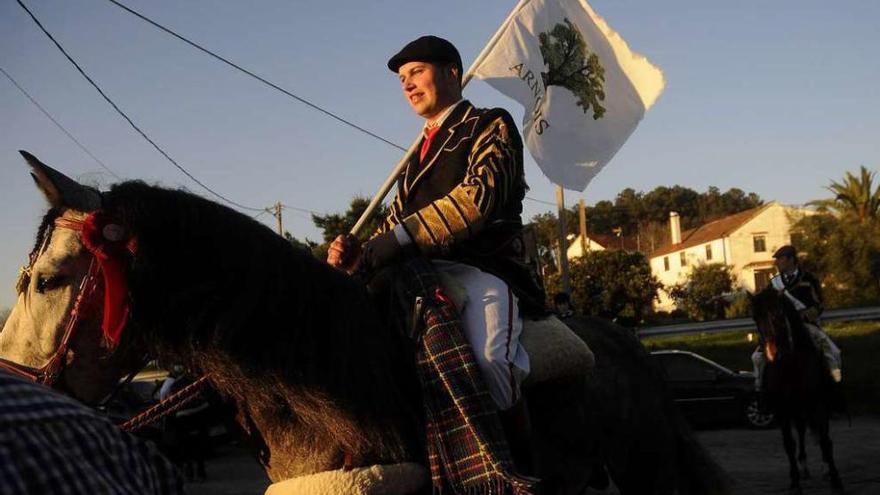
left=375, top=100, right=545, bottom=315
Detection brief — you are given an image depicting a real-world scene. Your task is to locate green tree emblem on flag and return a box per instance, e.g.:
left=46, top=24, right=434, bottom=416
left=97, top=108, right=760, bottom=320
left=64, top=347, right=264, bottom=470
left=539, top=18, right=606, bottom=120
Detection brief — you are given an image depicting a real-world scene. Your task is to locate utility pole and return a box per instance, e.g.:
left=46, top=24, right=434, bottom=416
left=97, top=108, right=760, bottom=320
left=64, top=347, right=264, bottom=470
left=556, top=186, right=570, bottom=295
left=267, top=202, right=283, bottom=236
left=579, top=198, right=587, bottom=256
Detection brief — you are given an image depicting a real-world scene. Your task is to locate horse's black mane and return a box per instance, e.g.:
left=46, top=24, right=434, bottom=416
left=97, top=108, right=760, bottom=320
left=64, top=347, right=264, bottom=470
left=102, top=181, right=420, bottom=466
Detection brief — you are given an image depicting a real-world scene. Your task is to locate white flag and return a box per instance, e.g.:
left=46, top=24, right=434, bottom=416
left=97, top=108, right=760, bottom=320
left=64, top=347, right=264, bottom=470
left=472, top=0, right=664, bottom=191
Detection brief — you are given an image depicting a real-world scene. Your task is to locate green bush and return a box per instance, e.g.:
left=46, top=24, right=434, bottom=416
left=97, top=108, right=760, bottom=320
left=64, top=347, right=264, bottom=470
left=545, top=250, right=661, bottom=325
left=669, top=264, right=737, bottom=321
left=793, top=213, right=880, bottom=308
left=724, top=292, right=752, bottom=319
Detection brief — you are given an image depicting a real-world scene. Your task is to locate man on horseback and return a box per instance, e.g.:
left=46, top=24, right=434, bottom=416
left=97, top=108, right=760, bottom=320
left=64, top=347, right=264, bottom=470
left=328, top=35, right=544, bottom=465
left=751, top=245, right=843, bottom=391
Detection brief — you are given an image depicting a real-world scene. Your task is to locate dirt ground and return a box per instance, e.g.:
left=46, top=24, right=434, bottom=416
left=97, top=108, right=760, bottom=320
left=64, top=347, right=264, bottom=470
left=185, top=416, right=880, bottom=495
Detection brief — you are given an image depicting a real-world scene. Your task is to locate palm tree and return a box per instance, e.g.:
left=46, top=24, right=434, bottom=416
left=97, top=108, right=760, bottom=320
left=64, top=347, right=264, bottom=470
left=810, top=166, right=880, bottom=223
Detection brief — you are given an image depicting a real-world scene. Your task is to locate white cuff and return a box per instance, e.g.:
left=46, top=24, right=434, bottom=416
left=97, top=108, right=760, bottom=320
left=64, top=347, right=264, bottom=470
left=393, top=224, right=412, bottom=246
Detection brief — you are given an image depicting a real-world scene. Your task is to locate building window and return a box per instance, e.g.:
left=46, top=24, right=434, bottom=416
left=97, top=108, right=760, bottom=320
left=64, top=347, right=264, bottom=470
left=680, top=252, right=687, bottom=267
left=663, top=256, right=670, bottom=271
left=753, top=235, right=767, bottom=253
left=705, top=244, right=713, bottom=261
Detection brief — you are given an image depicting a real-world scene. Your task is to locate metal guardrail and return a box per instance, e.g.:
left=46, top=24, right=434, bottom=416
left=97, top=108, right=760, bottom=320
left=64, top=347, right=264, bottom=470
left=637, top=306, right=880, bottom=338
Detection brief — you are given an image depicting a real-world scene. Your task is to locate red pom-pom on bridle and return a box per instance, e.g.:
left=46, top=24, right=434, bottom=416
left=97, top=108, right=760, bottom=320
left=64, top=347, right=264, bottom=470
left=78, top=211, right=135, bottom=347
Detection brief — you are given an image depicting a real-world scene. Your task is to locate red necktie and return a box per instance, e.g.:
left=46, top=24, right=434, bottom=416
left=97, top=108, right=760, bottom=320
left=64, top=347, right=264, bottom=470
left=419, top=126, right=441, bottom=162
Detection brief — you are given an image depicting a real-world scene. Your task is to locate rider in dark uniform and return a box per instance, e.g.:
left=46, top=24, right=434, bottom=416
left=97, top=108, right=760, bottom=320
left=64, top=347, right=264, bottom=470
left=751, top=245, right=842, bottom=391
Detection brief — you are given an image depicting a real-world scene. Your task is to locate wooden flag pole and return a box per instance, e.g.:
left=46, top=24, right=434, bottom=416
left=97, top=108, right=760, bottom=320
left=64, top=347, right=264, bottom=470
left=349, top=0, right=530, bottom=237
left=556, top=185, right=570, bottom=294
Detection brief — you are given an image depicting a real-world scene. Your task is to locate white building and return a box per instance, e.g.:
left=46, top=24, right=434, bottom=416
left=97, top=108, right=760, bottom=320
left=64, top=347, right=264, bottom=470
left=566, top=232, right=639, bottom=260
left=649, top=202, right=809, bottom=312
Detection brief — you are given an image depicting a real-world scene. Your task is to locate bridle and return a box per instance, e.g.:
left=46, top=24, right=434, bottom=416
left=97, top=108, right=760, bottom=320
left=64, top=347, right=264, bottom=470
left=1, top=212, right=209, bottom=432
left=0, top=216, right=101, bottom=385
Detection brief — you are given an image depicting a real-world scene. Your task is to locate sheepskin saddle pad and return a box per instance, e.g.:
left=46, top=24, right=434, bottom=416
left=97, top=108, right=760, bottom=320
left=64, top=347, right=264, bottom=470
left=264, top=462, right=428, bottom=495
left=520, top=314, right=595, bottom=387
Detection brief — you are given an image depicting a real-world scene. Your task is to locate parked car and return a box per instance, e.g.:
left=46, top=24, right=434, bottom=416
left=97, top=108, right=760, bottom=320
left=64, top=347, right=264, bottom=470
left=650, top=349, right=773, bottom=428
left=97, top=371, right=167, bottom=443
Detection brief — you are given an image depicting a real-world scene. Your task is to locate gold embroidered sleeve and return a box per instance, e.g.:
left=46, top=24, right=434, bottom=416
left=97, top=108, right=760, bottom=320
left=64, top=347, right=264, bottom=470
left=401, top=116, right=520, bottom=252
left=371, top=190, right=405, bottom=239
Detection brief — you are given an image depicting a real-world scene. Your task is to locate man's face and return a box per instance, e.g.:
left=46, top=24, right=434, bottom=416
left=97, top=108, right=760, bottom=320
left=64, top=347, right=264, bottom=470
left=398, top=61, right=459, bottom=120
left=775, top=255, right=796, bottom=273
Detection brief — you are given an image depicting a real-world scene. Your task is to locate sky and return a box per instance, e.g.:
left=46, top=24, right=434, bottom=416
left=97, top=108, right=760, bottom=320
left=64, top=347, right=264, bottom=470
left=1, top=0, right=878, bottom=310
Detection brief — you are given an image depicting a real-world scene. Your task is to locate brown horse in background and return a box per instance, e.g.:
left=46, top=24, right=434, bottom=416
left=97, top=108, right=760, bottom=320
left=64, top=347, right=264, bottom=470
left=751, top=288, right=844, bottom=495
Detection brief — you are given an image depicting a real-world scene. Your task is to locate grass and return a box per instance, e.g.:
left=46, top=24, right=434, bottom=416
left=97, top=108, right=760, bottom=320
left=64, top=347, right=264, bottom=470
left=641, top=320, right=880, bottom=414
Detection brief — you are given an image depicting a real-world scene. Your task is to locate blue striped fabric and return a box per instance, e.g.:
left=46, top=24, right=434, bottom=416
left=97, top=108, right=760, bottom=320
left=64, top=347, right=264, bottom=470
left=0, top=369, right=183, bottom=495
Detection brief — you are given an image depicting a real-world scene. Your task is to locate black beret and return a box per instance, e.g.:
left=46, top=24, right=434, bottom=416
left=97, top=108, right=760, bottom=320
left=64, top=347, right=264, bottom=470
left=773, top=245, right=797, bottom=259
left=387, top=35, right=463, bottom=74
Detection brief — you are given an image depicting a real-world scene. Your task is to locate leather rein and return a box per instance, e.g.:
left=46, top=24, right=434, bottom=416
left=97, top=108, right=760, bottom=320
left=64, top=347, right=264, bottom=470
left=0, top=213, right=208, bottom=432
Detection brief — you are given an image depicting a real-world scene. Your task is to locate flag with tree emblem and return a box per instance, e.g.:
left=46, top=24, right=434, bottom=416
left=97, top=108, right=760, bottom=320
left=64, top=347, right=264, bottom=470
left=472, top=0, right=665, bottom=191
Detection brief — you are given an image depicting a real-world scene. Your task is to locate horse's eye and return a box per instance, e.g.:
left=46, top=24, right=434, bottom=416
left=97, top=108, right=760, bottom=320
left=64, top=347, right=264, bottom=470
left=35, top=275, right=65, bottom=294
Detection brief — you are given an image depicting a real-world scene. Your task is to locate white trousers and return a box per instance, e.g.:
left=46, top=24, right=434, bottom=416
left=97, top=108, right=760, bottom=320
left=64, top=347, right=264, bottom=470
left=433, top=261, right=529, bottom=411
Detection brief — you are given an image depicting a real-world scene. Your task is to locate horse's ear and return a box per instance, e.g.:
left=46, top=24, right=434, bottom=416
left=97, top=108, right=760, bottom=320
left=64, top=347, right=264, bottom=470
left=20, top=150, right=101, bottom=211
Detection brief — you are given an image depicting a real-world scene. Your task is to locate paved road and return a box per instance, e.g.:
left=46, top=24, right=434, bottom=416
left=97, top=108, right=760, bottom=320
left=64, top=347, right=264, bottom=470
left=185, top=416, right=880, bottom=494
left=697, top=416, right=880, bottom=495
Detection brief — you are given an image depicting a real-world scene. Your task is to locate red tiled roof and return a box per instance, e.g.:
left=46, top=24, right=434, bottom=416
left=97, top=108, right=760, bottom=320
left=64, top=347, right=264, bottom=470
left=650, top=204, right=769, bottom=258
left=591, top=233, right=640, bottom=251
left=571, top=233, right=640, bottom=252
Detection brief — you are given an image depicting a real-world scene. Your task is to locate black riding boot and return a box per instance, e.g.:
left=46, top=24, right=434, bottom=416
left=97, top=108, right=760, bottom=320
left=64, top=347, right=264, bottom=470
left=499, top=398, right=535, bottom=476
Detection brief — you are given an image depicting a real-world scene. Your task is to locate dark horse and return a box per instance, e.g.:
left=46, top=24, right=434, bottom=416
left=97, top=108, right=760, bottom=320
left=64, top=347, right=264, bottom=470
left=563, top=315, right=730, bottom=494
left=1, top=152, right=728, bottom=494
left=751, top=288, right=844, bottom=495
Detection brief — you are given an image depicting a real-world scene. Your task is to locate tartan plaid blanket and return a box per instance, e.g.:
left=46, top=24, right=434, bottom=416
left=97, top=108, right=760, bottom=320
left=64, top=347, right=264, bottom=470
left=398, top=259, right=538, bottom=494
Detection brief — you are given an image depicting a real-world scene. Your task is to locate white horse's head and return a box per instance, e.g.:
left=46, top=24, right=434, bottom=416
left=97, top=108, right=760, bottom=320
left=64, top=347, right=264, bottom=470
left=0, top=151, right=139, bottom=404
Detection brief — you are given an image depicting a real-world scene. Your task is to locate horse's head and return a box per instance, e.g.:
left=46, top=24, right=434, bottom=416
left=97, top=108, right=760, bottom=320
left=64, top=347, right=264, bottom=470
left=750, top=288, right=806, bottom=362
left=0, top=151, right=141, bottom=404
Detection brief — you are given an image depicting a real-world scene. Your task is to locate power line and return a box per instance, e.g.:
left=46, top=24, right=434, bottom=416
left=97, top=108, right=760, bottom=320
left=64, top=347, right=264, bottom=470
left=104, top=0, right=407, bottom=153
left=16, top=0, right=265, bottom=212
left=0, top=65, right=121, bottom=180
left=282, top=204, right=322, bottom=216
left=101, top=0, right=558, bottom=210
left=524, top=196, right=557, bottom=207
